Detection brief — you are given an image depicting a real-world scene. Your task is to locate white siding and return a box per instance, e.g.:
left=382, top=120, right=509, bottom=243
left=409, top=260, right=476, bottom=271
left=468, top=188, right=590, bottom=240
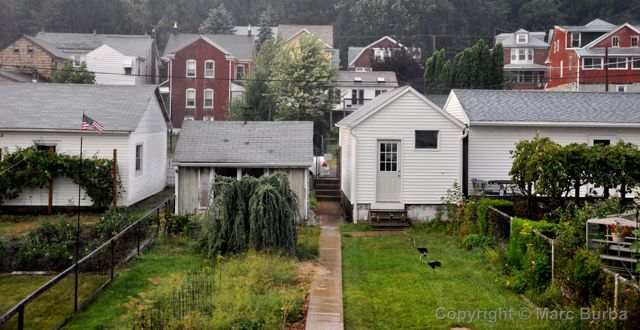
left=334, top=86, right=395, bottom=111
left=127, top=100, right=168, bottom=205
left=86, top=45, right=146, bottom=85
left=444, top=92, right=469, bottom=124
left=350, top=92, right=463, bottom=205
left=339, top=127, right=353, bottom=201
left=467, top=126, right=640, bottom=190
left=0, top=132, right=130, bottom=206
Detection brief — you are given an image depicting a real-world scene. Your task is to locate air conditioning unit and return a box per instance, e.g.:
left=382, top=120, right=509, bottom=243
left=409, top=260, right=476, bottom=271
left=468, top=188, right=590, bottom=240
left=354, top=77, right=363, bottom=82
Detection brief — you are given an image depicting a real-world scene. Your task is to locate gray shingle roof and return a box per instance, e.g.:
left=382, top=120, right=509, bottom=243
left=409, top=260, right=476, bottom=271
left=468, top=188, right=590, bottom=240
left=233, top=26, right=278, bottom=40
left=23, top=35, right=70, bottom=59
left=277, top=25, right=334, bottom=47
left=34, top=32, right=153, bottom=54
left=162, top=33, right=254, bottom=60
left=0, top=84, right=161, bottom=132
left=348, top=47, right=365, bottom=66
left=173, top=121, right=313, bottom=166
left=0, top=70, right=32, bottom=82
left=337, top=71, right=398, bottom=87
left=102, top=37, right=154, bottom=59
left=559, top=18, right=616, bottom=32
left=452, top=89, right=640, bottom=124
left=495, top=31, right=548, bottom=48
left=423, top=94, right=449, bottom=109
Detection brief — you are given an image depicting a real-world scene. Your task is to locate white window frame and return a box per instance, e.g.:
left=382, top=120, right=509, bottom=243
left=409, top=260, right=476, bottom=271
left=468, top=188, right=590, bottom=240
left=186, top=88, right=196, bottom=108
left=235, top=64, right=245, bottom=80
left=186, top=59, right=196, bottom=78
left=632, top=57, right=640, bottom=70
left=510, top=49, right=517, bottom=61
left=415, top=130, right=440, bottom=150
left=560, top=60, right=563, bottom=78
left=516, top=34, right=528, bottom=44
left=631, top=36, right=639, bottom=47
left=582, top=57, right=603, bottom=70
left=607, top=57, right=627, bottom=70
left=616, top=85, right=627, bottom=93
left=204, top=89, right=214, bottom=108
left=135, top=144, right=143, bottom=172
left=204, top=60, right=215, bottom=78
left=612, top=36, right=620, bottom=48
left=571, top=32, right=581, bottom=48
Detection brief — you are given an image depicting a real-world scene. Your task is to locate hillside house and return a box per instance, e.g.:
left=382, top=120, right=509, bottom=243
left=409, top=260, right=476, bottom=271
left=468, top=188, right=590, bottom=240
left=348, top=36, right=421, bottom=72
left=547, top=19, right=640, bottom=92
left=496, top=29, right=548, bottom=89
left=173, top=121, right=313, bottom=216
left=162, top=33, right=255, bottom=128
left=0, top=84, right=170, bottom=209
left=278, top=25, right=339, bottom=69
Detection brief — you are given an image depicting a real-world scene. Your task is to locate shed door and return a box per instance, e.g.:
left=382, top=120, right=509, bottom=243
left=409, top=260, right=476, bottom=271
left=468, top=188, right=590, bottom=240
left=376, top=141, right=401, bottom=202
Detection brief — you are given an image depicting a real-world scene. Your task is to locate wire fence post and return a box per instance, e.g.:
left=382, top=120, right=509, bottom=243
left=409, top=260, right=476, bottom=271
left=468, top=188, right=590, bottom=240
left=17, top=305, right=24, bottom=330
left=614, top=273, right=619, bottom=312
left=551, top=240, right=555, bottom=281
left=136, top=221, right=140, bottom=253
left=157, top=207, right=161, bottom=237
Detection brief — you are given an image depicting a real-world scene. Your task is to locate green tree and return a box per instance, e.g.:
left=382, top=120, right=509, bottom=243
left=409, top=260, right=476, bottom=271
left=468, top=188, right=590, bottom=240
left=201, top=4, right=235, bottom=34
left=490, top=43, right=505, bottom=89
left=256, top=4, right=278, bottom=51
left=474, top=39, right=491, bottom=89
left=229, top=38, right=281, bottom=121
left=560, top=143, right=592, bottom=202
left=51, top=61, right=95, bottom=84
left=424, top=49, right=448, bottom=94
left=372, top=49, right=424, bottom=92
left=269, top=34, right=340, bottom=147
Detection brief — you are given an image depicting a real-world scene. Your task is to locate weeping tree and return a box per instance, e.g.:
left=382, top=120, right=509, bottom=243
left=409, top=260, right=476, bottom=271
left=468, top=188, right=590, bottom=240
left=196, top=173, right=299, bottom=256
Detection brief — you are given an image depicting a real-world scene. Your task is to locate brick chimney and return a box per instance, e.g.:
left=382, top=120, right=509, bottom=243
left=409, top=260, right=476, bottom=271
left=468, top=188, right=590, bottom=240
left=248, top=25, right=252, bottom=36
left=198, top=26, right=205, bottom=35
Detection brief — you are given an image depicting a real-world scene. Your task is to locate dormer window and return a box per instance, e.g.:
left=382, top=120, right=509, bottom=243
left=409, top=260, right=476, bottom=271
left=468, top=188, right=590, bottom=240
left=516, top=34, right=528, bottom=44
left=571, top=32, right=581, bottom=48
left=612, top=36, right=619, bottom=47
left=631, top=36, right=639, bottom=47
left=377, top=77, right=385, bottom=83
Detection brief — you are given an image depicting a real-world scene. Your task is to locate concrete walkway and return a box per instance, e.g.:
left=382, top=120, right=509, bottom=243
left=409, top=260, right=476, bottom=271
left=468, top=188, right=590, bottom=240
left=305, top=201, right=344, bottom=330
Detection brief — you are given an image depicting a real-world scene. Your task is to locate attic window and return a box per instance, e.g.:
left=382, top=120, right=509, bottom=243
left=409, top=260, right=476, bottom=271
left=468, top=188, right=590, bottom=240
left=632, top=36, right=639, bottom=47
left=13, top=44, right=19, bottom=53
left=353, top=77, right=363, bottom=82
left=27, top=45, right=33, bottom=53
left=516, top=34, right=528, bottom=44
left=377, top=77, right=385, bottom=83
left=571, top=32, right=581, bottom=48
left=612, top=36, right=619, bottom=47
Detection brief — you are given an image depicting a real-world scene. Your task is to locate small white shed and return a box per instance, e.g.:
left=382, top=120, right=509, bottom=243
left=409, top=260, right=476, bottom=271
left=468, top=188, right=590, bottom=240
left=0, top=84, right=170, bottom=208
left=337, top=86, right=466, bottom=222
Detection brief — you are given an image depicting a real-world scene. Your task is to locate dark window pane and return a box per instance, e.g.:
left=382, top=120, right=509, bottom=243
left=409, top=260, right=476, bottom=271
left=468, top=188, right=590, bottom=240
left=391, top=163, right=397, bottom=171
left=241, top=168, right=264, bottom=177
left=216, top=167, right=238, bottom=178
left=391, top=143, right=397, bottom=152
left=380, top=163, right=385, bottom=171
left=380, top=143, right=385, bottom=152
left=593, top=139, right=610, bottom=146
left=415, top=130, right=438, bottom=149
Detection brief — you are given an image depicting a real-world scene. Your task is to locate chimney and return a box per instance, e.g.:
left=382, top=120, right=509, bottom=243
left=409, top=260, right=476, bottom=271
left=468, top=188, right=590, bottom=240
left=92, top=29, right=97, bottom=35
left=173, top=22, right=178, bottom=34
left=198, top=26, right=205, bottom=35
left=248, top=24, right=252, bottom=36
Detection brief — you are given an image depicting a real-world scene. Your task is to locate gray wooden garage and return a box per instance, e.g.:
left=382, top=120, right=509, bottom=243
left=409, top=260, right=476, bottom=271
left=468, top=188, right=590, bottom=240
left=172, top=121, right=313, bottom=217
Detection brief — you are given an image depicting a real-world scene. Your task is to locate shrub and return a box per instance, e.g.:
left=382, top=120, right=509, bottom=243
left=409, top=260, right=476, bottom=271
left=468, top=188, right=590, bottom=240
left=476, top=198, right=513, bottom=235
left=507, top=217, right=556, bottom=269
left=461, top=234, right=492, bottom=250
left=533, top=282, right=564, bottom=308
left=567, top=249, right=605, bottom=305
left=15, top=220, right=77, bottom=270
left=165, top=214, right=192, bottom=235
left=95, top=210, right=136, bottom=241
left=310, top=190, right=317, bottom=211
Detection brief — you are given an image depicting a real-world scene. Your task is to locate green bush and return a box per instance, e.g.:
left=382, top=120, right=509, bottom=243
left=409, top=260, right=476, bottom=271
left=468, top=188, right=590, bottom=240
left=533, top=282, right=564, bottom=308
left=461, top=234, right=492, bottom=250
left=568, top=249, right=605, bottom=305
left=165, top=213, right=192, bottom=235
left=476, top=198, right=513, bottom=235
left=309, top=190, right=317, bottom=211
left=95, top=210, right=136, bottom=241
left=507, top=217, right=556, bottom=269
left=15, top=220, right=77, bottom=270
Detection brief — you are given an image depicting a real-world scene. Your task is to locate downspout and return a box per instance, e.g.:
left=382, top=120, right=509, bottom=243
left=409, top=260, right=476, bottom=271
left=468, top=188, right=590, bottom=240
left=576, top=54, right=581, bottom=91
left=169, top=59, right=173, bottom=126
left=174, top=166, right=179, bottom=213
left=304, top=168, right=309, bottom=220
left=459, top=126, right=469, bottom=196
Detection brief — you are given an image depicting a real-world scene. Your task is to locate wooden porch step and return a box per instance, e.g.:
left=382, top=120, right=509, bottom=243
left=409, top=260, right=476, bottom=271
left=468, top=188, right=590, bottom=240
left=316, top=195, right=341, bottom=201
left=316, top=189, right=340, bottom=197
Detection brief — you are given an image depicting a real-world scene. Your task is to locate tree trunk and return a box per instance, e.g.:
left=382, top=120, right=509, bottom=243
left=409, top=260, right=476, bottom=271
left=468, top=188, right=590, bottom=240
left=574, top=182, right=581, bottom=205
left=526, top=183, right=533, bottom=219
left=620, top=179, right=626, bottom=207
left=48, top=178, right=53, bottom=215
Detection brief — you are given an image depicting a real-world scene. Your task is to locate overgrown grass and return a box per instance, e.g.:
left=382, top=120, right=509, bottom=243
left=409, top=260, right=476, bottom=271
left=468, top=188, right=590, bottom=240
left=63, top=237, right=207, bottom=330
left=342, top=232, right=552, bottom=329
left=297, top=225, right=320, bottom=259
left=0, top=213, right=101, bottom=240
left=0, top=275, right=51, bottom=314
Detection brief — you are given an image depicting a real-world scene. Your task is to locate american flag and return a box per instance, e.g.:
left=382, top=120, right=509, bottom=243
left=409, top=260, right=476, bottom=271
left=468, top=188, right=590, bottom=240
left=82, top=114, right=103, bottom=134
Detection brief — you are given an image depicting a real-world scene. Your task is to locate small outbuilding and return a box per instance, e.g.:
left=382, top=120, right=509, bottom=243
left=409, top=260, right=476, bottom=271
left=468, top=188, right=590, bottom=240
left=337, top=86, right=466, bottom=222
left=172, top=121, right=313, bottom=216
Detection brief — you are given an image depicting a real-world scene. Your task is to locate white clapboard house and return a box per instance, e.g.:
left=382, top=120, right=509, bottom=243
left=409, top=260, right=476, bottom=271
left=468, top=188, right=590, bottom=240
left=338, top=86, right=640, bottom=222
left=0, top=84, right=170, bottom=208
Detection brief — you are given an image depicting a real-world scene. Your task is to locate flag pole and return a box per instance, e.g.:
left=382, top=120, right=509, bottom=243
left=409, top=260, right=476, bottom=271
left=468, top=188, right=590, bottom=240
left=75, top=114, right=84, bottom=312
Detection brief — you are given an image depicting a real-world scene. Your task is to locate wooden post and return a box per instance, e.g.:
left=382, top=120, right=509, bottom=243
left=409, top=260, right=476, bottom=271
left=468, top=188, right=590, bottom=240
left=112, top=149, right=118, bottom=210
left=48, top=179, right=53, bottom=215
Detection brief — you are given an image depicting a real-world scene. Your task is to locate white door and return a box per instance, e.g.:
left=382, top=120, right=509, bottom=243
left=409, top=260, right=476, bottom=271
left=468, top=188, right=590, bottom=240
left=376, top=141, right=401, bottom=202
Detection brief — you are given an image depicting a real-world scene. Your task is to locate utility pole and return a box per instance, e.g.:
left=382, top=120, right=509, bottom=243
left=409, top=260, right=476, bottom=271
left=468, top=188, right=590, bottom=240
left=605, top=46, right=609, bottom=92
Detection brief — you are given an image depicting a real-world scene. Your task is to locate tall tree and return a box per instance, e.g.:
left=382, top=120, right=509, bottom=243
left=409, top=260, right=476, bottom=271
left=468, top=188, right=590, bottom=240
left=490, top=43, right=504, bottom=89
left=256, top=5, right=278, bottom=51
left=202, top=4, right=235, bottom=34
left=372, top=49, right=424, bottom=92
left=269, top=35, right=340, bottom=147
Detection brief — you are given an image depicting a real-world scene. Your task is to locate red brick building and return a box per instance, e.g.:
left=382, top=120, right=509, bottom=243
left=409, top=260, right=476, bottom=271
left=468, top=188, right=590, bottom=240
left=546, top=19, right=640, bottom=92
left=347, top=36, right=421, bottom=71
left=162, top=33, right=254, bottom=129
left=496, top=29, right=548, bottom=89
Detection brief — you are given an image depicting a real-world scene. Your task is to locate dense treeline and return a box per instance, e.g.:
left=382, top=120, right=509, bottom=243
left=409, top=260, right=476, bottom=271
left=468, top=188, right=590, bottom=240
left=1, top=0, right=639, bottom=66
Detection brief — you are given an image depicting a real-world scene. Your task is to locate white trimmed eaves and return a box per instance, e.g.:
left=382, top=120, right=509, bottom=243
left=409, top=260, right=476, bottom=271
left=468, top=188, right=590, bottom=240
left=443, top=92, right=470, bottom=125
left=285, top=29, right=333, bottom=49
left=583, top=23, right=640, bottom=49
left=469, top=121, right=640, bottom=128
left=168, top=35, right=236, bottom=59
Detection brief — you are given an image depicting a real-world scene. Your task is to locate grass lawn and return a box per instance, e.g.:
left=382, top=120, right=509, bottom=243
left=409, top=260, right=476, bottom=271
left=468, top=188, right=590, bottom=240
left=0, top=275, right=51, bottom=314
left=342, top=232, right=552, bottom=329
left=0, top=213, right=101, bottom=240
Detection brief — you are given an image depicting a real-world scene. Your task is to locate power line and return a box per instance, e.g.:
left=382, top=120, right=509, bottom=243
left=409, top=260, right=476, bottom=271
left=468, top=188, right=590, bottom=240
left=604, top=4, right=640, bottom=21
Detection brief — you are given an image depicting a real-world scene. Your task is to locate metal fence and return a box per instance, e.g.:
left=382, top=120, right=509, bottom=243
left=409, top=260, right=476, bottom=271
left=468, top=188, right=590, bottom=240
left=487, top=206, right=512, bottom=242
left=0, top=195, right=175, bottom=330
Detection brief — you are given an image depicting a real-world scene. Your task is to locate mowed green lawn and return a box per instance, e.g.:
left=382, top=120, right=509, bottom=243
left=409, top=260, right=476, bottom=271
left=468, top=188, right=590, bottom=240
left=342, top=232, right=552, bottom=329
